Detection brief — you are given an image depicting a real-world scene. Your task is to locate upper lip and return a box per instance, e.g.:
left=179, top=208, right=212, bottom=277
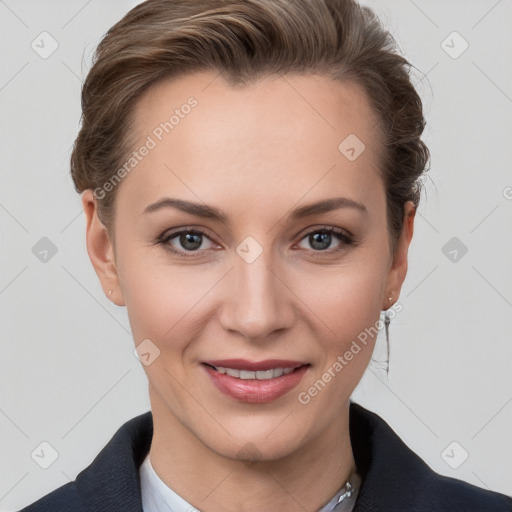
left=203, top=359, right=307, bottom=371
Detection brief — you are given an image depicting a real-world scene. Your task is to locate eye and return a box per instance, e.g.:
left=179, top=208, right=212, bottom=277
left=157, top=228, right=218, bottom=256
left=156, top=225, right=355, bottom=258
left=296, top=226, right=354, bottom=253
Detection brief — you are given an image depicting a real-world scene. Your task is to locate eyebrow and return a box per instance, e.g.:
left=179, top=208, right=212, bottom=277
left=142, top=196, right=367, bottom=222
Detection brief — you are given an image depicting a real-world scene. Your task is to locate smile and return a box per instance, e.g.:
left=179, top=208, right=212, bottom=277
left=201, top=359, right=310, bottom=403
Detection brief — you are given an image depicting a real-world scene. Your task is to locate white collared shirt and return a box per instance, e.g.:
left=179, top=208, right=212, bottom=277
left=140, top=453, right=199, bottom=512
left=139, top=452, right=360, bottom=512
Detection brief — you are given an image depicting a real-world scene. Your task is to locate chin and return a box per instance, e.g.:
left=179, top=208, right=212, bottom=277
left=195, top=418, right=313, bottom=464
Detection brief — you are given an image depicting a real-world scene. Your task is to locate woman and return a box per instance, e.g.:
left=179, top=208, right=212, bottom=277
left=20, top=0, right=511, bottom=510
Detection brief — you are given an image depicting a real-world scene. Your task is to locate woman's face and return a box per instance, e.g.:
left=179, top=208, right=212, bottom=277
left=84, top=71, right=414, bottom=461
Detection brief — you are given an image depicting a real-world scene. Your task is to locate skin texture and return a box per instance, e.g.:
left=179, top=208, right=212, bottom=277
left=82, top=71, right=415, bottom=511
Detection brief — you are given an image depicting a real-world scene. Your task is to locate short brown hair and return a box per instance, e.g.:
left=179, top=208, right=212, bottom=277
left=70, top=0, right=430, bottom=256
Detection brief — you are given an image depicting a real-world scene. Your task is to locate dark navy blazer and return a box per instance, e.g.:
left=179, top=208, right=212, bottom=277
left=20, top=402, right=512, bottom=511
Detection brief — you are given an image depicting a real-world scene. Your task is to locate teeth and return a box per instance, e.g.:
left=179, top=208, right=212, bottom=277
left=256, top=370, right=275, bottom=379
left=212, top=366, right=298, bottom=380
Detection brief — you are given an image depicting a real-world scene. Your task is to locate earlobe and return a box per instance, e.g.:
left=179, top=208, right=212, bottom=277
left=382, top=201, right=416, bottom=310
left=81, top=190, right=125, bottom=306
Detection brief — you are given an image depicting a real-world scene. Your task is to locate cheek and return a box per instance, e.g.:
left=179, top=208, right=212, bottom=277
left=292, top=258, right=387, bottom=339
left=119, top=253, right=220, bottom=349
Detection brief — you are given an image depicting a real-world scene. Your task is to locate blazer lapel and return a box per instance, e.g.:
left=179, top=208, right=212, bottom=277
left=74, top=411, right=153, bottom=511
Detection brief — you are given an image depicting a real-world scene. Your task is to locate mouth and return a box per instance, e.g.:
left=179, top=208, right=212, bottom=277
left=201, top=359, right=310, bottom=403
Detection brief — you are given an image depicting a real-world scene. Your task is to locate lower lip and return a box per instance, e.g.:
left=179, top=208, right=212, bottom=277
left=203, top=364, right=309, bottom=403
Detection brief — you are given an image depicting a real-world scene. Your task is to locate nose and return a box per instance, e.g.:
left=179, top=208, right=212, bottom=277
left=218, top=249, right=295, bottom=342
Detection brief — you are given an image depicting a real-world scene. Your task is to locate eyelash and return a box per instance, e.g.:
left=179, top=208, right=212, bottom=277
left=156, top=225, right=355, bottom=259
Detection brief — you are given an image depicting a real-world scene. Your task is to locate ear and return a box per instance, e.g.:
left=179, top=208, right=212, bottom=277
left=382, top=200, right=416, bottom=310
left=82, top=189, right=125, bottom=307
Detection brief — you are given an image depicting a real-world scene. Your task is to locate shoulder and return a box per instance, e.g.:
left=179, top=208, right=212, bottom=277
left=17, top=482, right=84, bottom=512
left=18, top=411, right=153, bottom=512
left=415, top=469, right=512, bottom=511
left=349, top=402, right=512, bottom=512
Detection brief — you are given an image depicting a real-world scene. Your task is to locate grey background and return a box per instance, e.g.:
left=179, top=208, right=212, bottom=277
left=1, top=0, right=511, bottom=510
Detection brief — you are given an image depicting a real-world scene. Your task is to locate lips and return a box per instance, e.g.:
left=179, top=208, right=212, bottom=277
left=202, top=359, right=309, bottom=403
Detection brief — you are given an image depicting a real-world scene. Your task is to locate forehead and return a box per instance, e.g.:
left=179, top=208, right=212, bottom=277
left=119, top=71, right=384, bottom=217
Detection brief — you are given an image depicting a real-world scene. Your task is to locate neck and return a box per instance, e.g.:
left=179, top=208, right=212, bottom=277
left=147, top=390, right=356, bottom=512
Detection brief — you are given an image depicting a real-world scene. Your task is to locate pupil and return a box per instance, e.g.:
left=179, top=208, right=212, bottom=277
left=180, top=233, right=202, bottom=250
left=310, top=232, right=331, bottom=250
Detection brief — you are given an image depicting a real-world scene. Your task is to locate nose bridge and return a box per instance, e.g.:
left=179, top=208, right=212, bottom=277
left=220, top=242, right=292, bottom=340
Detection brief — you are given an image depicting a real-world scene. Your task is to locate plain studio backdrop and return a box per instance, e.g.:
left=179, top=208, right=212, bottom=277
left=1, top=0, right=511, bottom=510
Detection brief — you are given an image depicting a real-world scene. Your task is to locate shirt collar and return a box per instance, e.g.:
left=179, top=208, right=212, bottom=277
left=139, top=454, right=195, bottom=512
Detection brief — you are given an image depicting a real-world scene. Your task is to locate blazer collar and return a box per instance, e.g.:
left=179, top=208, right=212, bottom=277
left=348, top=402, right=431, bottom=511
